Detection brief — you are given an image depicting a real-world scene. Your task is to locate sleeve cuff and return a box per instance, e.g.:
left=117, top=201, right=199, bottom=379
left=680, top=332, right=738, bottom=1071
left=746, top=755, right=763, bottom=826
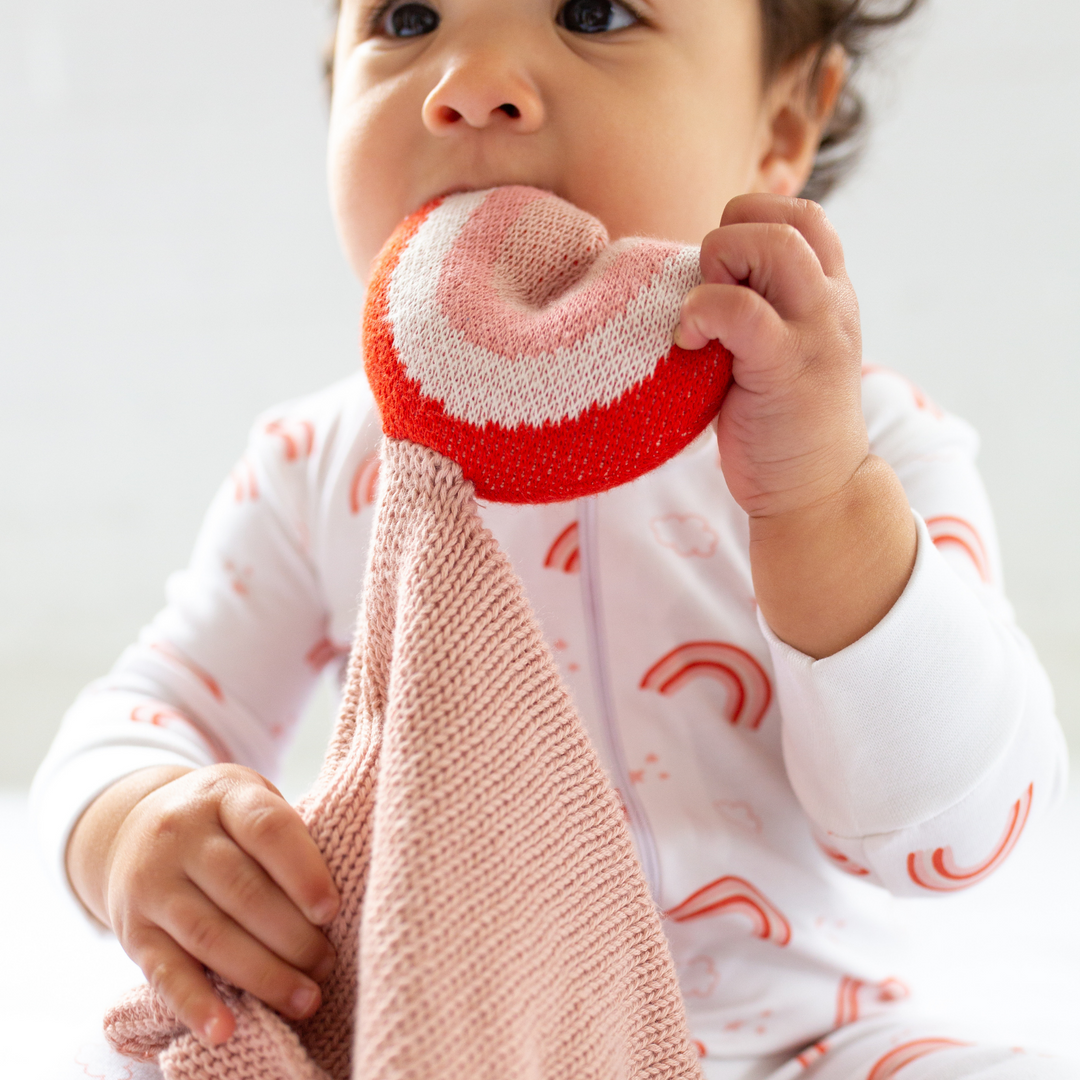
left=757, top=511, right=1027, bottom=838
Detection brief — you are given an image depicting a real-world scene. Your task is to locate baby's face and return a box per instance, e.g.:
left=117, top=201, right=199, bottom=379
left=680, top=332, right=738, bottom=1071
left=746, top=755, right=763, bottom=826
left=329, top=0, right=784, bottom=283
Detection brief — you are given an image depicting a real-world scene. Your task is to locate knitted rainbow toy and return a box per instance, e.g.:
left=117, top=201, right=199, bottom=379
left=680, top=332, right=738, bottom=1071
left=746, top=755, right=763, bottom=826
left=365, top=184, right=732, bottom=503
left=104, top=187, right=731, bottom=1080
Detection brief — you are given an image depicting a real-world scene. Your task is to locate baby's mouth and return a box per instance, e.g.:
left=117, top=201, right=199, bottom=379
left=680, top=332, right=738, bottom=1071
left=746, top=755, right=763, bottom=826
left=427, top=179, right=560, bottom=208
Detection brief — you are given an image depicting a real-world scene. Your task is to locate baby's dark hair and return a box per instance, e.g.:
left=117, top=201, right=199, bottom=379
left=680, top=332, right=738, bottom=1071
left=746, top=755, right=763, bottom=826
left=325, top=0, right=924, bottom=202
left=764, top=0, right=924, bottom=200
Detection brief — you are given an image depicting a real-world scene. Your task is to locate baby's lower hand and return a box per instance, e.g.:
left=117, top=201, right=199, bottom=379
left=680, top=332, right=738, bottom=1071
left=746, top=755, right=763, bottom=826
left=676, top=194, right=865, bottom=522
left=103, top=764, right=340, bottom=1046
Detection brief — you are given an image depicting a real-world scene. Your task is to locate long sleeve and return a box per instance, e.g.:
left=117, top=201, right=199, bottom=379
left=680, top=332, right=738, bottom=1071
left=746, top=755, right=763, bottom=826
left=759, top=366, right=1070, bottom=896
left=30, top=374, right=382, bottom=909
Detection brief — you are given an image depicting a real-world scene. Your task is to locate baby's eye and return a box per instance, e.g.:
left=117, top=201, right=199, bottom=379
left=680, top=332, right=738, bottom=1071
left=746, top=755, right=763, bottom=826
left=558, top=0, right=640, bottom=34
left=379, top=1, right=440, bottom=39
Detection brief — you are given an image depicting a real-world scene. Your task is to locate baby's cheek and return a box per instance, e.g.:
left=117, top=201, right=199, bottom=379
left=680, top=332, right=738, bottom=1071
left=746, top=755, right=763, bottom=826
left=327, top=104, right=418, bottom=284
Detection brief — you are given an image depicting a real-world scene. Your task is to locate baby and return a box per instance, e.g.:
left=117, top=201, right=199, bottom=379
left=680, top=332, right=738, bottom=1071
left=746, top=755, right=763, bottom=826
left=33, top=1, right=1074, bottom=1078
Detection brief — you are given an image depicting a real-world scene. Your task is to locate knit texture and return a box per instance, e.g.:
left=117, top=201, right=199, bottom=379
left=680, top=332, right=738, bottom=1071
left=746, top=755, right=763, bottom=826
left=364, top=186, right=733, bottom=503
left=104, top=438, right=706, bottom=1080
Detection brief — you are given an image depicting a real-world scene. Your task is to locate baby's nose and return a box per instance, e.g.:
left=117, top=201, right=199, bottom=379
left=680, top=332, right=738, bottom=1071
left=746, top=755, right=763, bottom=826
left=422, top=51, right=544, bottom=134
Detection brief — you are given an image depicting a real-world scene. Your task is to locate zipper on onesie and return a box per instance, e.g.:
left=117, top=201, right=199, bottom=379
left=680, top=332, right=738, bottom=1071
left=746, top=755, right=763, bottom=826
left=577, top=495, right=663, bottom=901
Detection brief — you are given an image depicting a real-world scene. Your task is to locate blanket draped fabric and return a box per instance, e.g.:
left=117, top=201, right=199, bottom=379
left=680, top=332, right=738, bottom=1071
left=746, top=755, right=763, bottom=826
left=104, top=437, right=705, bottom=1080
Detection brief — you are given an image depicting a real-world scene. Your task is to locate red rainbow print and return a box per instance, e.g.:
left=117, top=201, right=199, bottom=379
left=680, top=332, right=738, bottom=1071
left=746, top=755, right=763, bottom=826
left=834, top=976, right=909, bottom=1027
left=816, top=839, right=871, bottom=877
left=795, top=1041, right=830, bottom=1070
left=925, top=515, right=991, bottom=583
left=74, top=1042, right=137, bottom=1080
left=867, top=1039, right=969, bottom=1080
left=265, top=418, right=314, bottom=462
left=641, top=642, right=772, bottom=729
left=349, top=456, right=381, bottom=513
left=130, top=703, right=231, bottom=764
left=544, top=522, right=581, bottom=574
left=664, top=875, right=791, bottom=946
left=224, top=559, right=253, bottom=597
left=149, top=642, right=224, bottom=703
left=230, top=457, right=259, bottom=503
left=907, top=783, right=1033, bottom=891
left=691, top=1041, right=707, bottom=1059
left=306, top=636, right=348, bottom=673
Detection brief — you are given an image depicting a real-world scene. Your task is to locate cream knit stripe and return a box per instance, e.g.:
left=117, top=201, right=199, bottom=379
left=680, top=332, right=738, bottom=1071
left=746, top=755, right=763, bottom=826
left=106, top=437, right=703, bottom=1080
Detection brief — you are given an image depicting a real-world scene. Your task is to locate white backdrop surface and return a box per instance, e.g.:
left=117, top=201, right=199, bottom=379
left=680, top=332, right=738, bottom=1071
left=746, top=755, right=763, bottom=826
left=1, top=0, right=1078, bottom=793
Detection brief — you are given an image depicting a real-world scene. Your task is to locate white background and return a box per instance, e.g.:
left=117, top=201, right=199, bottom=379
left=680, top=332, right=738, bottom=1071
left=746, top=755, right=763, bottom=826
left=1, top=0, right=1078, bottom=792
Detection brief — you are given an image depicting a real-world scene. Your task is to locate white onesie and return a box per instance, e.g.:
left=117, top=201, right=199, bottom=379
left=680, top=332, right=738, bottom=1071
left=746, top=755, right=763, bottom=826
left=31, top=365, right=1069, bottom=1064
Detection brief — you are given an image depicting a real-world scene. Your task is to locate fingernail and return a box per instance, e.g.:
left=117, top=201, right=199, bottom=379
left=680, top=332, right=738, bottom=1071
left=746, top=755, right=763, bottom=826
left=203, top=1013, right=229, bottom=1044
left=310, top=897, right=337, bottom=925
left=291, top=985, right=319, bottom=1018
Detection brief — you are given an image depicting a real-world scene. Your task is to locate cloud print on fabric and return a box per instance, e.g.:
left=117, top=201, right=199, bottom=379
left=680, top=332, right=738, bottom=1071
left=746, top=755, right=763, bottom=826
left=650, top=514, right=718, bottom=558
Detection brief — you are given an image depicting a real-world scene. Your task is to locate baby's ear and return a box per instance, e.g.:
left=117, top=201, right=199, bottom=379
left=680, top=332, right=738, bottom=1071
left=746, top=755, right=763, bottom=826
left=754, top=44, right=848, bottom=199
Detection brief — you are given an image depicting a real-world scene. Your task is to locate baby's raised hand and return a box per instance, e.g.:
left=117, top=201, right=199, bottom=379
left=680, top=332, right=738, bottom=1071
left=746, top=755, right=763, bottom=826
left=676, top=194, right=866, bottom=522
left=676, top=194, right=916, bottom=659
left=100, top=764, right=340, bottom=1046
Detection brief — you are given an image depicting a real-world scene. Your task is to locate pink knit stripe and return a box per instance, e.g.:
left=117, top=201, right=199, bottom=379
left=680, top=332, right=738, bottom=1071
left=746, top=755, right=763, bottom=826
left=436, top=185, right=673, bottom=356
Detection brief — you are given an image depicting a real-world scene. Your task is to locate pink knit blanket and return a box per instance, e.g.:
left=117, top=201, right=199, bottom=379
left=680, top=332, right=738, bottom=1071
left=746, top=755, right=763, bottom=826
left=105, top=187, right=727, bottom=1080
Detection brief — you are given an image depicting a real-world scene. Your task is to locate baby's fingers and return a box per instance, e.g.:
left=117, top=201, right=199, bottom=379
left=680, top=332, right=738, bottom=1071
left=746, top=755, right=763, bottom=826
left=675, top=282, right=787, bottom=379
left=153, top=880, right=324, bottom=1024
left=127, top=924, right=236, bottom=1047
left=219, top=782, right=339, bottom=927
left=698, top=221, right=828, bottom=322
left=187, top=836, right=336, bottom=983
left=720, top=194, right=846, bottom=279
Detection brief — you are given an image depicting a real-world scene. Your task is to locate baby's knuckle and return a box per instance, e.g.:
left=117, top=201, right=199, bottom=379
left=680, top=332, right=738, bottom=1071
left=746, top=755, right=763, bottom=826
left=226, top=862, right=269, bottom=911
left=769, top=222, right=802, bottom=249
left=121, top=920, right=155, bottom=957
left=176, top=906, right=226, bottom=957
left=145, top=954, right=186, bottom=1001
left=797, top=197, right=829, bottom=227
left=241, top=801, right=291, bottom=846
left=199, top=832, right=236, bottom=875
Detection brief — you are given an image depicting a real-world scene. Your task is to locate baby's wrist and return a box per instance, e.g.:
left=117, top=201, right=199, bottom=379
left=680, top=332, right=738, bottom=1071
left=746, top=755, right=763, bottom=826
left=749, top=456, right=916, bottom=658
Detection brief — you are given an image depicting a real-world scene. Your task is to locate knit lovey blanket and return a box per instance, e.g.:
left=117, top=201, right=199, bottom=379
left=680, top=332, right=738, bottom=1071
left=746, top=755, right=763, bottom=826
left=104, top=186, right=733, bottom=1080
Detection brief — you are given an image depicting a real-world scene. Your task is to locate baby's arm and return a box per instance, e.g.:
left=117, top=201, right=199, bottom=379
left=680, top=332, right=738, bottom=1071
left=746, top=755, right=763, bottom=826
left=678, top=197, right=1068, bottom=887
left=33, top=381, right=378, bottom=1044
left=766, top=368, right=1068, bottom=890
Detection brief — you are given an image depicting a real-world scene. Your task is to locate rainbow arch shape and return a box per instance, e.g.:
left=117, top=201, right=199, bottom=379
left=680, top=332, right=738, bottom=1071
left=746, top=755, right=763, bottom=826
left=350, top=456, right=381, bottom=513
left=925, top=515, right=991, bottom=583
left=544, top=522, right=581, bottom=573
left=664, top=875, right=791, bottom=946
left=867, top=1039, right=969, bottom=1080
left=907, top=783, right=1033, bottom=891
left=640, top=642, right=772, bottom=729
